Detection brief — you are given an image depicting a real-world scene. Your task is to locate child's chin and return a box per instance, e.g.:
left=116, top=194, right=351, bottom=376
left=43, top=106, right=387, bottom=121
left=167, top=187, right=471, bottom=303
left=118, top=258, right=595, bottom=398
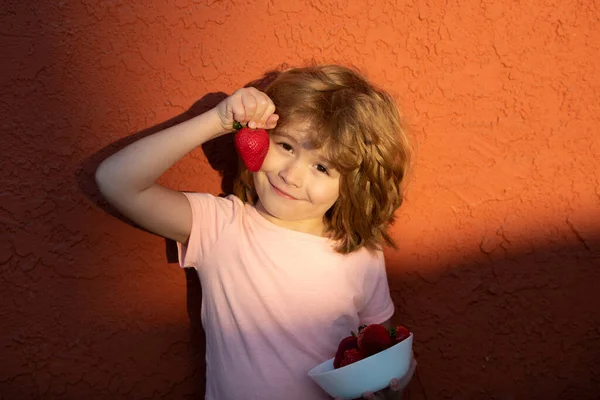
left=260, top=200, right=306, bottom=220
left=262, top=203, right=297, bottom=220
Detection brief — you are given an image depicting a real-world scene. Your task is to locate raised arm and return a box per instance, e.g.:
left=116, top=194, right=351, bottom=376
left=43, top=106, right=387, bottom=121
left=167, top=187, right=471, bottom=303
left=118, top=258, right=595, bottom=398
left=95, top=87, right=278, bottom=244
left=95, top=108, right=224, bottom=243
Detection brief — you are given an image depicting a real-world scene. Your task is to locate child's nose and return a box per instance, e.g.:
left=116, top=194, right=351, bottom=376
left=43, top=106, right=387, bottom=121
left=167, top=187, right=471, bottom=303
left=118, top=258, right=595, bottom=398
left=279, top=161, right=305, bottom=187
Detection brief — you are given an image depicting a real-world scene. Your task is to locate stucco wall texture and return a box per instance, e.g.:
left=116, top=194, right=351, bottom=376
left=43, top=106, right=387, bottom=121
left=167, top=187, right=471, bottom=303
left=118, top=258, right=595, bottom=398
left=2, top=0, right=599, bottom=399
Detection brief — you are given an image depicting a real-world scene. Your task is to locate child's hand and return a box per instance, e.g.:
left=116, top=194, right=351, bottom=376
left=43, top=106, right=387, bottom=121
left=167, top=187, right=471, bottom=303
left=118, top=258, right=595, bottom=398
left=215, top=87, right=279, bottom=132
left=333, top=356, right=416, bottom=400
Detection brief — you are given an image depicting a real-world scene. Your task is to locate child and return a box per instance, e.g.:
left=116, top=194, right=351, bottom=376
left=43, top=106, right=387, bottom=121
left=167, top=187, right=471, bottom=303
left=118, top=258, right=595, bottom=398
left=96, top=65, right=414, bottom=400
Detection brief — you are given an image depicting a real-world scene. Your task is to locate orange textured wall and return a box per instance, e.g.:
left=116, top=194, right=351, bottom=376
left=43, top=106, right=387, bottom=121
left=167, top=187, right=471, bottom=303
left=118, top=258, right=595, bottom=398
left=2, top=1, right=599, bottom=399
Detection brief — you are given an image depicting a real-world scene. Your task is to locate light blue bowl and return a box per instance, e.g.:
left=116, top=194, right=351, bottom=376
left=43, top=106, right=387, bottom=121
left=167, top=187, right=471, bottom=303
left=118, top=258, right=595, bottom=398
left=308, top=333, right=413, bottom=400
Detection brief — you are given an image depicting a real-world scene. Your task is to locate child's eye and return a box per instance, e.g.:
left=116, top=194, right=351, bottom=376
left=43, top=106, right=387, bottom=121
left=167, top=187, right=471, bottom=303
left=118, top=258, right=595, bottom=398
left=316, top=164, right=329, bottom=175
left=278, top=142, right=293, bottom=152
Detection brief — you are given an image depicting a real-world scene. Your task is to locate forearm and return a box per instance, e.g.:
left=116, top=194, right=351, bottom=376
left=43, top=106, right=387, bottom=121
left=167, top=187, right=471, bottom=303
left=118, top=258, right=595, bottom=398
left=96, top=108, right=225, bottom=195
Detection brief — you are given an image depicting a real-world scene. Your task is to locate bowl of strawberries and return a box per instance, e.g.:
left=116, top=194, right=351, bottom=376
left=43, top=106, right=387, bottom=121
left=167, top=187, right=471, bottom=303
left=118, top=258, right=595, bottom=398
left=308, top=324, right=413, bottom=400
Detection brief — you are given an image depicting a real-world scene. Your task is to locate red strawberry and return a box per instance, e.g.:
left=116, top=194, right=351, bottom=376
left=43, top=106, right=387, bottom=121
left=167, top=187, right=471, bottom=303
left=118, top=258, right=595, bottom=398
left=234, top=124, right=269, bottom=172
left=339, top=348, right=363, bottom=368
left=334, top=335, right=358, bottom=369
left=394, top=325, right=411, bottom=342
left=388, top=324, right=411, bottom=344
left=357, top=324, right=392, bottom=356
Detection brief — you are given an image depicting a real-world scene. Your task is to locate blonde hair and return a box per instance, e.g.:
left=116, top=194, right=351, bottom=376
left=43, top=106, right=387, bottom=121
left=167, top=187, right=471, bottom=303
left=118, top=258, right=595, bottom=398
left=234, top=65, right=411, bottom=254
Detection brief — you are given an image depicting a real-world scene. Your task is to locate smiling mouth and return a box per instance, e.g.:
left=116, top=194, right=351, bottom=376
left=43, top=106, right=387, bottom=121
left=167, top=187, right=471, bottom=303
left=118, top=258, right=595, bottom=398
left=270, top=182, right=298, bottom=200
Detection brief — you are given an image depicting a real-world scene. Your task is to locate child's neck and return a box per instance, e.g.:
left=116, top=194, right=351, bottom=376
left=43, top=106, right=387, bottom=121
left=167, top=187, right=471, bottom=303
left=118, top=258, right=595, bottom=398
left=255, top=201, right=327, bottom=237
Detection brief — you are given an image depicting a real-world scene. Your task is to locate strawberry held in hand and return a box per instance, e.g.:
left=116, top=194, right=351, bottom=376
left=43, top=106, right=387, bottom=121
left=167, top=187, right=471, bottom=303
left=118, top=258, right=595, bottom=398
left=233, top=121, right=269, bottom=172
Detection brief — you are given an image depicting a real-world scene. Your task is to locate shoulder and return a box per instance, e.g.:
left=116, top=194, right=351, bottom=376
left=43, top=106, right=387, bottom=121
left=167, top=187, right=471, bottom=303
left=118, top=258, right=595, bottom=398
left=348, top=246, right=384, bottom=263
left=342, top=247, right=385, bottom=272
left=183, top=192, right=244, bottom=207
left=183, top=192, right=248, bottom=220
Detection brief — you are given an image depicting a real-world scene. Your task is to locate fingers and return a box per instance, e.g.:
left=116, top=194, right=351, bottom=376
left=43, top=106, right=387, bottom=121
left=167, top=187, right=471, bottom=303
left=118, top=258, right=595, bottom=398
left=239, top=89, right=259, bottom=128
left=255, top=92, right=276, bottom=128
left=232, top=87, right=276, bottom=129
left=265, top=113, right=279, bottom=129
left=227, top=92, right=246, bottom=127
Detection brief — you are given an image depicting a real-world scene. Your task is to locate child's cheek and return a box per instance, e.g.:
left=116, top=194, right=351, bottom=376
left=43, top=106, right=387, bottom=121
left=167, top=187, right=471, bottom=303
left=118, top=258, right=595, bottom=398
left=310, top=179, right=341, bottom=206
left=259, top=145, right=278, bottom=172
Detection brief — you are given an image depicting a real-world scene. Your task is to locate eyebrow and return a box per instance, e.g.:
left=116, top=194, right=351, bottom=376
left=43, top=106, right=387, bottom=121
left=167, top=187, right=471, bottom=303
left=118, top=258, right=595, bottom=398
left=272, top=131, right=336, bottom=167
left=272, top=131, right=306, bottom=148
left=272, top=131, right=297, bottom=141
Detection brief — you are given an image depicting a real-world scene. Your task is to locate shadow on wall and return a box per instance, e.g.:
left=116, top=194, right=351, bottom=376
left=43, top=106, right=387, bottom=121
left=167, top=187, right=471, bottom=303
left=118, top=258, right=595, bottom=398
left=391, top=233, right=600, bottom=399
left=76, top=71, right=281, bottom=398
left=77, top=69, right=281, bottom=235
left=78, top=70, right=600, bottom=399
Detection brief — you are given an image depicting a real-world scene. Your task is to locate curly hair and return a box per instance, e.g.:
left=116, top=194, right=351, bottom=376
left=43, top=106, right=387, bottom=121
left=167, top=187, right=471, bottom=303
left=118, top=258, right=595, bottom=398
left=234, top=65, right=411, bottom=254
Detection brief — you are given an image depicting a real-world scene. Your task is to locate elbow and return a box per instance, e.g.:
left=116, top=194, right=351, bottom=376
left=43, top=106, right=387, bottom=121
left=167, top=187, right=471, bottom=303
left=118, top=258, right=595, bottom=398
left=94, top=162, right=109, bottom=196
left=95, top=160, right=120, bottom=201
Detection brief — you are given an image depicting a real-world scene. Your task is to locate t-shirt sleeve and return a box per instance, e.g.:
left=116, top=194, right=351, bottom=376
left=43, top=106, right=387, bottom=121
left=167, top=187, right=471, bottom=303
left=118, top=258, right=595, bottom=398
left=176, top=192, right=238, bottom=270
left=358, top=251, right=395, bottom=325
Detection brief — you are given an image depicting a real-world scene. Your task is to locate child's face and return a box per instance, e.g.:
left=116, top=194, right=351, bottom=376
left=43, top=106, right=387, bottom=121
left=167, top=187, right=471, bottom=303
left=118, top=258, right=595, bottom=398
left=252, top=124, right=340, bottom=235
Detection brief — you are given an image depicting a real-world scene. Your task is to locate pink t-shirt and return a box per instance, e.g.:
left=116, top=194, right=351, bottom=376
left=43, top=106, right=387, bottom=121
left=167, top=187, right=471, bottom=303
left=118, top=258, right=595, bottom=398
left=177, top=193, right=394, bottom=400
